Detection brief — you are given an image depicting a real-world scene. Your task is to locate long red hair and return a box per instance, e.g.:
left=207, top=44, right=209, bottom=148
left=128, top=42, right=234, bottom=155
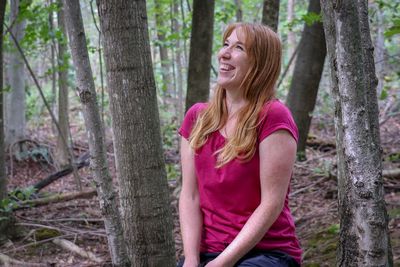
left=189, top=23, right=282, bottom=167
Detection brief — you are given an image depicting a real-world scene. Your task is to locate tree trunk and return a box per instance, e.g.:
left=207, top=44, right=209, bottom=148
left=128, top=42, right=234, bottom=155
left=234, top=0, right=243, bottom=22
left=62, top=1, right=129, bottom=266
left=321, top=1, right=393, bottom=266
left=0, top=0, right=7, bottom=202
left=286, top=0, right=326, bottom=155
left=287, top=0, right=296, bottom=75
left=96, top=1, right=175, bottom=266
left=0, top=0, right=14, bottom=245
left=55, top=0, right=70, bottom=168
left=5, top=0, right=26, bottom=146
left=185, top=0, right=215, bottom=111
left=373, top=4, right=385, bottom=96
left=155, top=0, right=173, bottom=97
left=261, top=0, right=280, bottom=32
left=172, top=0, right=184, bottom=123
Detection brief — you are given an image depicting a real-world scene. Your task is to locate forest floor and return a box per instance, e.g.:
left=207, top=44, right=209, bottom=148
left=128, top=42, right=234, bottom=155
left=1, top=113, right=399, bottom=267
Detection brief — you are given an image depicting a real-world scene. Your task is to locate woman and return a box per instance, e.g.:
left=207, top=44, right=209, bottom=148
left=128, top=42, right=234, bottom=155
left=178, top=23, right=301, bottom=267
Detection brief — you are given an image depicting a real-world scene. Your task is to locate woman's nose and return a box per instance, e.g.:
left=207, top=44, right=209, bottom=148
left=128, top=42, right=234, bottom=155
left=218, top=47, right=231, bottom=59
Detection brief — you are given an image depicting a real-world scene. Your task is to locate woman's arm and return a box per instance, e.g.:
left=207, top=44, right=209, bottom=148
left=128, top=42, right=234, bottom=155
left=179, top=137, right=203, bottom=267
left=206, top=130, right=297, bottom=267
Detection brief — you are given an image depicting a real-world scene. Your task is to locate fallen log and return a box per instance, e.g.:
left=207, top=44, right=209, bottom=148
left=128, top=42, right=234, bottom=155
left=53, top=238, right=103, bottom=263
left=33, top=152, right=90, bottom=192
left=14, top=189, right=97, bottom=210
left=0, top=253, right=47, bottom=267
left=383, top=168, right=400, bottom=179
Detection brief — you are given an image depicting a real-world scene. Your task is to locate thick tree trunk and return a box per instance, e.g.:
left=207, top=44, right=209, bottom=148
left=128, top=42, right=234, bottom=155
left=55, top=0, right=70, bottom=168
left=185, top=0, right=215, bottom=111
left=96, top=1, right=175, bottom=266
left=62, top=1, right=129, bottom=266
left=373, top=4, right=385, bottom=96
left=286, top=0, right=326, bottom=154
left=321, top=1, right=393, bottom=266
left=5, top=0, right=26, bottom=146
left=261, top=0, right=280, bottom=32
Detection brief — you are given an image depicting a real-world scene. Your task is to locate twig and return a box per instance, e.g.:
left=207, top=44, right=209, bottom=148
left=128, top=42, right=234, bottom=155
left=290, top=176, right=331, bottom=197
left=0, top=253, right=48, bottom=267
left=277, top=41, right=300, bottom=89
left=1, top=234, right=73, bottom=254
left=53, top=238, right=103, bottom=263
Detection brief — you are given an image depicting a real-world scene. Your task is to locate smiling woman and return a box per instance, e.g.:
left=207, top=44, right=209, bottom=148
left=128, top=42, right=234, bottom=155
left=178, top=23, right=301, bottom=267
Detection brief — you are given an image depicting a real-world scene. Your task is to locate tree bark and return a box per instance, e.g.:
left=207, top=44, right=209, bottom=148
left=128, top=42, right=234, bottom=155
left=5, top=0, right=26, bottom=146
left=261, top=0, right=280, bottom=32
left=286, top=0, right=326, bottom=154
left=185, top=0, right=215, bottom=111
left=96, top=1, right=176, bottom=266
left=172, top=0, right=184, bottom=123
left=155, top=0, right=173, bottom=96
left=55, top=0, right=70, bottom=168
left=0, top=0, right=6, bottom=201
left=321, top=1, right=393, bottom=266
left=287, top=0, right=296, bottom=75
left=234, top=0, right=243, bottom=22
left=62, top=1, right=129, bottom=266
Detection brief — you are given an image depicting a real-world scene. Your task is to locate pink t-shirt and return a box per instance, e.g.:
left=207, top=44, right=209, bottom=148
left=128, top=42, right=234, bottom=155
left=179, top=100, right=302, bottom=264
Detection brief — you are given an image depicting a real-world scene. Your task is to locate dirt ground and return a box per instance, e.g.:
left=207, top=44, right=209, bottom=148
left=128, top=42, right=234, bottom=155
left=1, top=114, right=399, bottom=267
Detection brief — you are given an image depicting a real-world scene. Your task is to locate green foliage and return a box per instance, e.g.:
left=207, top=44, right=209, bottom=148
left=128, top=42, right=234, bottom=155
left=284, top=11, right=321, bottom=30
left=0, top=186, right=37, bottom=212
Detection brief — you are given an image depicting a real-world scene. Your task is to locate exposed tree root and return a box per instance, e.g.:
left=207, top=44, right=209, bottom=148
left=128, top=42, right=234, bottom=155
left=52, top=238, right=103, bottom=263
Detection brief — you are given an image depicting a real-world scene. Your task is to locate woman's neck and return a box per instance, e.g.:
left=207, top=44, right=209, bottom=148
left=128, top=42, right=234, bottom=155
left=225, top=90, right=246, bottom=114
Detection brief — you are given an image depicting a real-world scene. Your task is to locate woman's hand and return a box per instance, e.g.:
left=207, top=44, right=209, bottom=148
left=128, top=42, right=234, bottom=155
left=204, top=258, right=232, bottom=267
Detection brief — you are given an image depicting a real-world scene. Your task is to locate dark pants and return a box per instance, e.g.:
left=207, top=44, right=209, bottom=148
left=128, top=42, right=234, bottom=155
left=177, top=250, right=300, bottom=267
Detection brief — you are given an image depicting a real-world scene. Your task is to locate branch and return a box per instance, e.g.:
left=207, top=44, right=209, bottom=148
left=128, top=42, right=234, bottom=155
left=53, top=238, right=103, bottom=263
left=14, top=189, right=97, bottom=210
left=33, top=152, right=90, bottom=191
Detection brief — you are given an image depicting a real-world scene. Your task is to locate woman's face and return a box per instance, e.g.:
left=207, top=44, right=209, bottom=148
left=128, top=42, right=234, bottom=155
left=217, top=28, right=251, bottom=91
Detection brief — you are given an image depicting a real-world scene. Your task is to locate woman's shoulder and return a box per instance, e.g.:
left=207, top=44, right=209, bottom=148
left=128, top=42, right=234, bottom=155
left=185, top=102, right=208, bottom=118
left=261, top=99, right=292, bottom=118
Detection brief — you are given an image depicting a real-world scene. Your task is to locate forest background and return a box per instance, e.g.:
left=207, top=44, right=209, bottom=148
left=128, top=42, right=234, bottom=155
left=0, top=0, right=399, bottom=266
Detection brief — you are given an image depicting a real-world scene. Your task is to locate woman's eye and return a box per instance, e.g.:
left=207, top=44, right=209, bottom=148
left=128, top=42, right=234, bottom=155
left=223, top=42, right=229, bottom=47
left=236, top=45, right=244, bottom=51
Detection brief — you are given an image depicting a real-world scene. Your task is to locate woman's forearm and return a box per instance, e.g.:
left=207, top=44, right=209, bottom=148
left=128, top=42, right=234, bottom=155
left=179, top=191, right=203, bottom=265
left=211, top=201, right=283, bottom=266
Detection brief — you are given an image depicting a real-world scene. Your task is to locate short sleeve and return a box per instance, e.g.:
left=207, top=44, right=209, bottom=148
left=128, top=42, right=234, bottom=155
left=258, top=100, right=299, bottom=143
left=178, top=103, right=207, bottom=139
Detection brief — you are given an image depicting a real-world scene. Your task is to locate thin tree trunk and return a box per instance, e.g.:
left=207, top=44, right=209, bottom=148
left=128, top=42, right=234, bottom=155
left=62, top=1, right=129, bottom=266
left=155, top=0, right=173, bottom=97
left=49, top=0, right=57, bottom=124
left=55, top=0, right=70, bottom=168
left=5, top=0, right=26, bottom=146
left=0, top=0, right=7, bottom=201
left=286, top=0, right=326, bottom=155
left=96, top=1, right=175, bottom=266
left=234, top=0, right=243, bottom=22
left=321, top=1, right=393, bottom=266
left=261, top=0, right=280, bottom=32
left=185, top=0, right=215, bottom=111
left=373, top=4, right=385, bottom=96
left=172, top=0, right=184, bottom=124
left=287, top=0, right=296, bottom=75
